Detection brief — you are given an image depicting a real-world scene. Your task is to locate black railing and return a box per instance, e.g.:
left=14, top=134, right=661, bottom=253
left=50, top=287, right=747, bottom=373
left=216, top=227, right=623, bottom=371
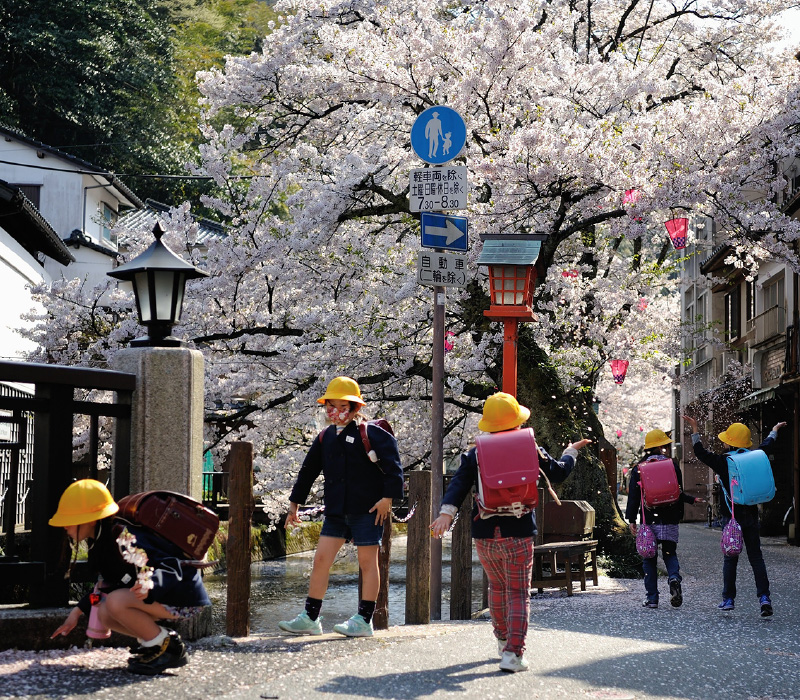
left=0, top=361, right=135, bottom=606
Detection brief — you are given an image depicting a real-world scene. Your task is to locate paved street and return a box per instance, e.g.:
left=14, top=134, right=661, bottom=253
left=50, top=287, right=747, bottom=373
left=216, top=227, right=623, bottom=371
left=2, top=523, right=799, bottom=699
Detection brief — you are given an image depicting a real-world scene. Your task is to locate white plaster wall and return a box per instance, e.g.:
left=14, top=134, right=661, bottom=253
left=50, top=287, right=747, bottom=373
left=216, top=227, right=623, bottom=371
left=0, top=231, right=62, bottom=360
left=0, top=138, right=122, bottom=249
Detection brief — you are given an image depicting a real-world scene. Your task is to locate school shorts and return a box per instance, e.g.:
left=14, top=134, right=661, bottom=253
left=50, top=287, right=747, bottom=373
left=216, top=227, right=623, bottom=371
left=320, top=513, right=383, bottom=546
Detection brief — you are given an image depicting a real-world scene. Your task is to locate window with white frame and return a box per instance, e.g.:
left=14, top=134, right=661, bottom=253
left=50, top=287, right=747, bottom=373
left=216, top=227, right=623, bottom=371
left=101, top=203, right=117, bottom=247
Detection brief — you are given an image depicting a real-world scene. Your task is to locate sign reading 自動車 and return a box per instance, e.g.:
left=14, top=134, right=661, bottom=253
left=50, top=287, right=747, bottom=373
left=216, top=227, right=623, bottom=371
left=416, top=251, right=470, bottom=288
left=409, top=166, right=467, bottom=212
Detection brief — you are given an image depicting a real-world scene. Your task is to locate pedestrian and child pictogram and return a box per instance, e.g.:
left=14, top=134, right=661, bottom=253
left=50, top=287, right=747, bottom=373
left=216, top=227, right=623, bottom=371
left=410, top=106, right=467, bottom=165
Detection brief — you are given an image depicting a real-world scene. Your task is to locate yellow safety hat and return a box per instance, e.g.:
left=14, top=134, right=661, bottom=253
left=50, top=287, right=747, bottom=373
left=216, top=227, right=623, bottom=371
left=477, top=392, right=531, bottom=433
left=644, top=429, right=672, bottom=450
left=48, top=479, right=119, bottom=527
left=718, top=422, right=752, bottom=449
left=317, top=376, right=366, bottom=406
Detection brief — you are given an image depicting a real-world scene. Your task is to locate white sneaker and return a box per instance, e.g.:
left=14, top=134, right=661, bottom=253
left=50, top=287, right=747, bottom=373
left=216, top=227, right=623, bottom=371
left=496, top=638, right=507, bottom=656
left=499, top=650, right=529, bottom=673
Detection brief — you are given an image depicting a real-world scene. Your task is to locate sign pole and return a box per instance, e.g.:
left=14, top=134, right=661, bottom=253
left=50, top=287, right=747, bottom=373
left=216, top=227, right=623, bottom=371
left=430, top=284, right=445, bottom=620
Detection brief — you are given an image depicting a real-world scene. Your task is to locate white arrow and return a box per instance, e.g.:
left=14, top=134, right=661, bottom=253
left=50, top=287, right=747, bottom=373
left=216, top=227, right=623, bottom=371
left=425, top=219, right=464, bottom=245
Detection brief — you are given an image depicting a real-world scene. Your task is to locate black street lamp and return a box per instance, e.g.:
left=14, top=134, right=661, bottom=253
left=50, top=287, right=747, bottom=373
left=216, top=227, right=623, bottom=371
left=107, top=222, right=209, bottom=347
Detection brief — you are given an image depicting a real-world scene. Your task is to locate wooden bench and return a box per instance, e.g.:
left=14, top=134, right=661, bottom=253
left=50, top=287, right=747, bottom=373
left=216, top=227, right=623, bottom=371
left=531, top=539, right=599, bottom=596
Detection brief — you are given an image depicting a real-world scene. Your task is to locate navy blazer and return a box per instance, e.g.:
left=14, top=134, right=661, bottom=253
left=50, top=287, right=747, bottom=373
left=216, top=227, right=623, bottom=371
left=78, top=517, right=210, bottom=615
left=442, top=442, right=575, bottom=539
left=290, top=420, right=404, bottom=516
left=692, top=433, right=776, bottom=519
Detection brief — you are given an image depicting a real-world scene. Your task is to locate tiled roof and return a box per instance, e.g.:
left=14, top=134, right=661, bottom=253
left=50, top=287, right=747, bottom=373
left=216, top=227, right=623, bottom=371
left=118, top=199, right=226, bottom=246
left=0, top=179, right=74, bottom=265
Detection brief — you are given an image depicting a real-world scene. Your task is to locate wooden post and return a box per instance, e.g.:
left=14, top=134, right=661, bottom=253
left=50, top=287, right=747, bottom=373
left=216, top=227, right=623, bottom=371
left=449, top=492, right=473, bottom=620
left=226, top=441, right=254, bottom=637
left=405, top=470, right=431, bottom=624
left=372, top=518, right=392, bottom=630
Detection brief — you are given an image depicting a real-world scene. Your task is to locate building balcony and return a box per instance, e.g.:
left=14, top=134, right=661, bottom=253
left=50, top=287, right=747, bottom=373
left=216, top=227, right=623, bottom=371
left=747, top=305, right=786, bottom=346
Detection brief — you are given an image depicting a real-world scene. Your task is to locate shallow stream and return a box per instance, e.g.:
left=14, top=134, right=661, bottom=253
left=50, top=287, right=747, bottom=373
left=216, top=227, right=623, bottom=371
left=203, top=535, right=487, bottom=633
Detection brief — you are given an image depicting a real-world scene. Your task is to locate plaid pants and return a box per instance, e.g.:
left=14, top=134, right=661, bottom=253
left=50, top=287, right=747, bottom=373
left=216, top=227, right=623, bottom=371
left=475, top=531, right=534, bottom=655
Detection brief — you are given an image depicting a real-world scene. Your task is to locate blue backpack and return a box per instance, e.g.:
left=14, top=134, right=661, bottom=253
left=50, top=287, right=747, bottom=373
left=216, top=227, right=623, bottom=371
left=725, top=449, right=776, bottom=506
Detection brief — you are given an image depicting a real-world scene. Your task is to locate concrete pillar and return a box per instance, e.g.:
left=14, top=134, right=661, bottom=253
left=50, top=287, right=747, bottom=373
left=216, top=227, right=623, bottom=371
left=111, top=347, right=204, bottom=499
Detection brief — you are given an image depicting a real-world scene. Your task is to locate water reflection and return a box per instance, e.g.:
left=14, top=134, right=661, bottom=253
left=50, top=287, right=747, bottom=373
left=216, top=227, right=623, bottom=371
left=204, top=535, right=486, bottom=633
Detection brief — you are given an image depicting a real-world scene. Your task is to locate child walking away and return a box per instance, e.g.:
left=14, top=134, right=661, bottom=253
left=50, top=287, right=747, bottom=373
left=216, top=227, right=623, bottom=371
left=684, top=415, right=785, bottom=617
left=430, top=392, right=590, bottom=674
left=49, top=480, right=210, bottom=675
left=626, top=429, right=703, bottom=609
left=279, top=376, right=403, bottom=638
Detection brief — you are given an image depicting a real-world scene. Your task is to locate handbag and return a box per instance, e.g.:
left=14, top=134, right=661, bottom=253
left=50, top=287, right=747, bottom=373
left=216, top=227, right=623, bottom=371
left=720, top=478, right=744, bottom=557
left=635, top=488, right=657, bottom=559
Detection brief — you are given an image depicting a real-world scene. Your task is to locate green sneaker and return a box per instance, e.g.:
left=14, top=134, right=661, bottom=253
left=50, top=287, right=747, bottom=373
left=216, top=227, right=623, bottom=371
left=278, top=611, right=323, bottom=636
left=333, top=614, right=373, bottom=637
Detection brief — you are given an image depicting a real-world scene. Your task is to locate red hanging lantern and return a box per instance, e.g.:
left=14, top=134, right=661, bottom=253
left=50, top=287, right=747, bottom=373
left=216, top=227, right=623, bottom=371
left=444, top=330, right=455, bottom=353
left=664, top=217, right=688, bottom=250
left=623, top=189, right=640, bottom=205
left=609, top=359, right=629, bottom=384
left=616, top=429, right=623, bottom=438
left=561, top=269, right=579, bottom=279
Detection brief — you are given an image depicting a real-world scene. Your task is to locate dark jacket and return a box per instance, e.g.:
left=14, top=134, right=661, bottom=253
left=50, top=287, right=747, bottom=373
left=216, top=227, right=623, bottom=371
left=625, top=456, right=696, bottom=525
left=441, top=439, right=575, bottom=539
left=78, top=517, right=210, bottom=615
left=289, top=420, right=404, bottom=515
left=691, top=432, right=776, bottom=519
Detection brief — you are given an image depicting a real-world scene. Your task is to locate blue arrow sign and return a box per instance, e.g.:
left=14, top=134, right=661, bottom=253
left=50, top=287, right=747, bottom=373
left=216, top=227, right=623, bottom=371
left=421, top=213, right=468, bottom=252
left=410, top=106, right=466, bottom=165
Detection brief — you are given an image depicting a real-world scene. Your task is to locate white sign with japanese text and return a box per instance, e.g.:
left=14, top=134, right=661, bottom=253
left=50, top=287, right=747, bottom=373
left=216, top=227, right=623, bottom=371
left=416, top=251, right=469, bottom=288
left=409, top=166, right=468, bottom=212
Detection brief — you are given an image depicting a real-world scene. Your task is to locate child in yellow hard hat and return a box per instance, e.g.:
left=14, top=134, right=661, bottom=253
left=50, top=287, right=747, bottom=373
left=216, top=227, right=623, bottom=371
left=430, top=392, right=591, bottom=673
left=278, top=377, right=403, bottom=638
left=626, top=429, right=703, bottom=609
left=49, top=479, right=210, bottom=675
left=684, top=415, right=786, bottom=616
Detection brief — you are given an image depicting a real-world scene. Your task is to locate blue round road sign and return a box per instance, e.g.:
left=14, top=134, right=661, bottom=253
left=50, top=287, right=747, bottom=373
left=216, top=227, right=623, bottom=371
left=410, top=106, right=466, bottom=165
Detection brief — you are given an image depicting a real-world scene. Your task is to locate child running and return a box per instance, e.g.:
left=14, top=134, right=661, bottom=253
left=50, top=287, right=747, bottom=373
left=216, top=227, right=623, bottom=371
left=49, top=479, right=210, bottom=675
left=279, top=376, right=403, bottom=637
left=430, top=392, right=590, bottom=673
left=684, top=415, right=785, bottom=616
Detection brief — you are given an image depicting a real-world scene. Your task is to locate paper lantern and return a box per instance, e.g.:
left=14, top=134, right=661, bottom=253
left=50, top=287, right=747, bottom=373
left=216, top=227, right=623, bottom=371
left=623, top=189, right=640, bottom=205
left=616, top=429, right=623, bottom=438
left=444, top=330, right=455, bottom=353
left=610, top=359, right=629, bottom=384
left=664, top=217, right=688, bottom=250
left=561, top=269, right=579, bottom=279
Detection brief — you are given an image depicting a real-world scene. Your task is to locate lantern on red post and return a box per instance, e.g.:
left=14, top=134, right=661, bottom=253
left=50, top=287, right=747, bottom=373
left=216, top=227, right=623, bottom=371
left=609, top=359, right=629, bottom=384
left=664, top=217, right=688, bottom=250
left=477, top=234, right=545, bottom=396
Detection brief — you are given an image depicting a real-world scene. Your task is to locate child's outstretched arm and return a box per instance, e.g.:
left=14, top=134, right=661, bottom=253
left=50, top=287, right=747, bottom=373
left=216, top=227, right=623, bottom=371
left=50, top=606, right=82, bottom=639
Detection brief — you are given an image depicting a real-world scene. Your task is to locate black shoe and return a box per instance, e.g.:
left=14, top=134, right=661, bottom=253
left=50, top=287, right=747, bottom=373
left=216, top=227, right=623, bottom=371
left=643, top=599, right=658, bottom=609
left=127, top=631, right=188, bottom=675
left=669, top=579, right=683, bottom=608
left=760, top=595, right=773, bottom=617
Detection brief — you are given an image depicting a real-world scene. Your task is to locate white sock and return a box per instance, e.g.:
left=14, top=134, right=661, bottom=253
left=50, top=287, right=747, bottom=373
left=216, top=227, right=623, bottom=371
left=141, top=627, right=168, bottom=647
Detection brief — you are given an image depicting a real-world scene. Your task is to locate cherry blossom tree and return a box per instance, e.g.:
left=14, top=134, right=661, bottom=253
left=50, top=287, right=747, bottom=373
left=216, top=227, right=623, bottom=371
left=21, top=0, right=800, bottom=557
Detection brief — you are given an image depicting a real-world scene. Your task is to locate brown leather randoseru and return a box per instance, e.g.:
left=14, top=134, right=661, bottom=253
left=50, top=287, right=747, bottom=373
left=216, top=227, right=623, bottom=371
left=116, top=491, right=219, bottom=560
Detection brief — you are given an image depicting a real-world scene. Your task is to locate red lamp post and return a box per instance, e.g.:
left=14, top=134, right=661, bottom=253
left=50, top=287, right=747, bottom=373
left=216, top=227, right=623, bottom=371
left=477, top=234, right=544, bottom=397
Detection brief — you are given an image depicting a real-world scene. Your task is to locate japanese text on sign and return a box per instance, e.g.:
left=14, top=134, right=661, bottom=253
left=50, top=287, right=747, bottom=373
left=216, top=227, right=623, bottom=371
left=417, top=251, right=469, bottom=288
left=409, top=166, right=468, bottom=212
